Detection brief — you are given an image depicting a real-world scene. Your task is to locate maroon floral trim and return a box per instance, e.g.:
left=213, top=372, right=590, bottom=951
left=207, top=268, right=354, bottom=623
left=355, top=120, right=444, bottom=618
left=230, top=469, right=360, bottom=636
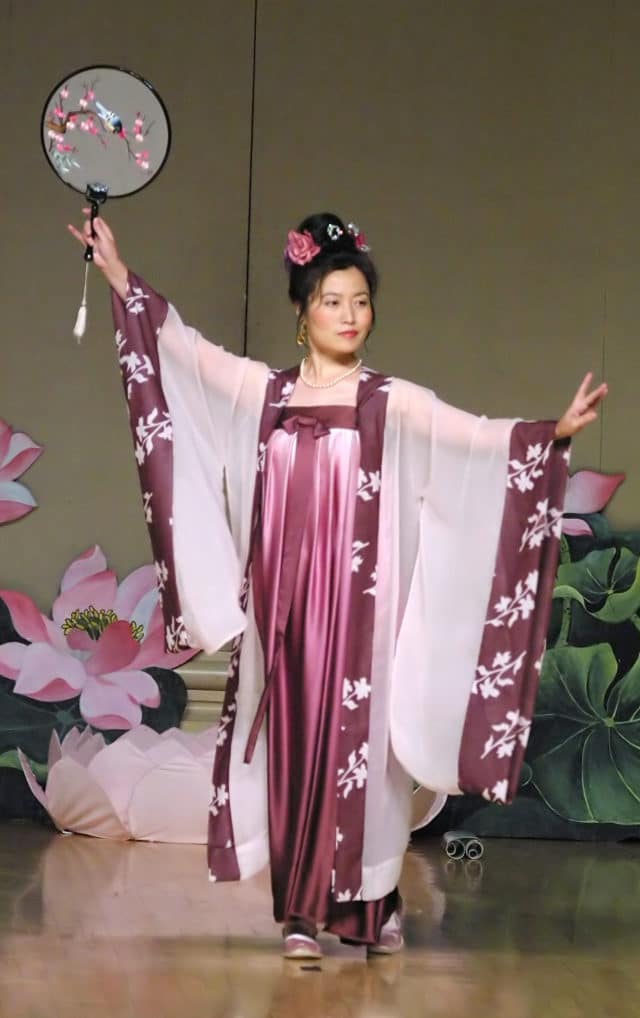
left=458, top=423, right=569, bottom=803
left=207, top=367, right=391, bottom=896
left=111, top=274, right=193, bottom=653
left=207, top=366, right=298, bottom=880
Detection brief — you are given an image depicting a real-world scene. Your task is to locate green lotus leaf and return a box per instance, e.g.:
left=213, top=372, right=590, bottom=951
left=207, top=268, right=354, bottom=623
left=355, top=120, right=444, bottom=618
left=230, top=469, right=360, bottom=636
left=0, top=749, right=47, bottom=782
left=553, top=548, right=640, bottom=622
left=0, top=688, right=73, bottom=761
left=529, top=644, right=640, bottom=823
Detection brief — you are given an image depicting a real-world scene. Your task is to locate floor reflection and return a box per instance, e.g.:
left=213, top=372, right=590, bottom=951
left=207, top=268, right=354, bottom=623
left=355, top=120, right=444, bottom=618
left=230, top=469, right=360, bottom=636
left=1, top=822, right=640, bottom=1018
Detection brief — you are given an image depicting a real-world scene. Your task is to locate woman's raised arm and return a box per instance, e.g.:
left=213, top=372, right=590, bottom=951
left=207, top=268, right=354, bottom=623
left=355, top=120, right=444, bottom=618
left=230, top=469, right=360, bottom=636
left=68, top=210, right=128, bottom=299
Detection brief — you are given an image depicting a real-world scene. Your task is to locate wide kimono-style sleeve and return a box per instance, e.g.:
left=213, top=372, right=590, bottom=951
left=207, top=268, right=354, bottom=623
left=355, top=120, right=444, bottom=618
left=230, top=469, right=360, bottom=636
left=111, top=273, right=268, bottom=654
left=388, top=379, right=569, bottom=804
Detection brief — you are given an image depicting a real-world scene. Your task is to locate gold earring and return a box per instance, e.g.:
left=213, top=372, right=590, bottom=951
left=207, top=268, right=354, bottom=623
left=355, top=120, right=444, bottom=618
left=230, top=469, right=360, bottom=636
left=296, top=319, right=308, bottom=347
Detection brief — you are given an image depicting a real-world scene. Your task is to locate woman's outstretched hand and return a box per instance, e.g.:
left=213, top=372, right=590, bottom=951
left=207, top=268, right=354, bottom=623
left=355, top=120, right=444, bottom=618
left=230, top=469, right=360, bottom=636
left=555, top=372, right=608, bottom=440
left=67, top=210, right=128, bottom=300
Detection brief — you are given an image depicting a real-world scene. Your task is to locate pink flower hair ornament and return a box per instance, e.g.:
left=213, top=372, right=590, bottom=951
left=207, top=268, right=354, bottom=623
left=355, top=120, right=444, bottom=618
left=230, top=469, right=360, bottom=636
left=284, top=230, right=321, bottom=266
left=284, top=221, right=371, bottom=266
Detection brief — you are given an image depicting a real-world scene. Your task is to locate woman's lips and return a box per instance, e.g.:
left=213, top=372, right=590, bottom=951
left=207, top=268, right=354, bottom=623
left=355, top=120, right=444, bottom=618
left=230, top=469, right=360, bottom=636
left=338, top=330, right=358, bottom=338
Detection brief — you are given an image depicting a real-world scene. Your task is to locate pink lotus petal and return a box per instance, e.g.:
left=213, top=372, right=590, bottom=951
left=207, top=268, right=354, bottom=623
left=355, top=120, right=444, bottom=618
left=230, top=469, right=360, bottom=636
left=113, top=564, right=156, bottom=622
left=562, top=517, right=595, bottom=536
left=52, top=570, right=118, bottom=627
left=0, top=590, right=49, bottom=642
left=0, top=642, right=28, bottom=680
left=564, top=469, right=625, bottom=515
left=45, top=756, right=130, bottom=838
left=86, top=736, right=155, bottom=824
left=42, top=616, right=69, bottom=653
left=14, top=642, right=86, bottom=701
left=60, top=546, right=108, bottom=592
left=80, top=677, right=142, bottom=730
left=65, top=627, right=98, bottom=653
left=0, top=419, right=10, bottom=462
left=85, top=621, right=140, bottom=675
left=101, top=669, right=160, bottom=707
left=0, top=487, right=37, bottom=523
left=132, top=622, right=196, bottom=670
left=0, top=430, right=43, bottom=481
left=17, top=748, right=49, bottom=811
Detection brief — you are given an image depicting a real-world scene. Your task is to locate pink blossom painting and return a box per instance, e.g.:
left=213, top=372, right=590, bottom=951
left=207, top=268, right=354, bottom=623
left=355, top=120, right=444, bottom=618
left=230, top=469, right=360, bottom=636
left=0, top=546, right=197, bottom=730
left=0, top=418, right=42, bottom=524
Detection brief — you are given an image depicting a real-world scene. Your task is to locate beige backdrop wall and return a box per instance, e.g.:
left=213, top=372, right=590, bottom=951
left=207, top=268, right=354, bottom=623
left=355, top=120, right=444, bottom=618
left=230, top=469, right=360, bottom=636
left=0, top=0, right=255, bottom=607
left=248, top=0, right=635, bottom=521
left=1, top=0, right=637, bottom=615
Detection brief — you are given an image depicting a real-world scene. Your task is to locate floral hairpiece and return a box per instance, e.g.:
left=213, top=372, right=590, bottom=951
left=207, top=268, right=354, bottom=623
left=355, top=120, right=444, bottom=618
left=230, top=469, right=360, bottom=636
left=284, top=220, right=371, bottom=266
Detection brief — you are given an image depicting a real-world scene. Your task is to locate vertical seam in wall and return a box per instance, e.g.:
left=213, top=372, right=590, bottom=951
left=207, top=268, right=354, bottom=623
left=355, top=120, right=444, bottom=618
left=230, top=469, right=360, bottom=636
left=242, top=0, right=259, bottom=358
left=600, top=287, right=606, bottom=471
left=600, top=0, right=617, bottom=471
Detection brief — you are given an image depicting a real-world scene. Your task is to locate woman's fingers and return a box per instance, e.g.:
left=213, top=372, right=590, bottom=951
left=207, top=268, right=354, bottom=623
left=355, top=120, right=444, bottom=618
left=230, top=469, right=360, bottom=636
left=585, top=382, right=608, bottom=407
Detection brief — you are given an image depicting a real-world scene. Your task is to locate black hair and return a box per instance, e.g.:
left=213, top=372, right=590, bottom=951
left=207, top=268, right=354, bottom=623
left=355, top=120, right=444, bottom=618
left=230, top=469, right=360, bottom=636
left=286, top=212, right=378, bottom=325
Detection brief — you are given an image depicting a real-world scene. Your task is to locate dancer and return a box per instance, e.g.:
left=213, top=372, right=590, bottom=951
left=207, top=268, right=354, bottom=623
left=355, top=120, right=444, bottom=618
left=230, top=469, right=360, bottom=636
left=69, top=210, right=607, bottom=958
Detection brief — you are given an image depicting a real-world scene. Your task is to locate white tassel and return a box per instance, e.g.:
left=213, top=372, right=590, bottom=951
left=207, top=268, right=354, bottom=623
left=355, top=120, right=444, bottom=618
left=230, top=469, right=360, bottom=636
left=73, top=262, right=90, bottom=342
left=73, top=302, right=87, bottom=341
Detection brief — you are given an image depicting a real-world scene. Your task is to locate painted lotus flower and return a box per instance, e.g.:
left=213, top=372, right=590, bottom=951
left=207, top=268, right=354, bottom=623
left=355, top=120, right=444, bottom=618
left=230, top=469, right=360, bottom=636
left=563, top=468, right=625, bottom=535
left=20, top=725, right=216, bottom=842
left=0, top=418, right=43, bottom=524
left=0, top=546, right=196, bottom=729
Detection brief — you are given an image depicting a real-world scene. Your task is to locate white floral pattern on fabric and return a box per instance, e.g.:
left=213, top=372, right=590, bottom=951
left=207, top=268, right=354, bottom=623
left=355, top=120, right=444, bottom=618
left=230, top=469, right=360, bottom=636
left=472, top=650, right=526, bottom=700
left=337, top=742, right=368, bottom=799
left=143, top=491, right=153, bottom=522
left=357, top=468, right=381, bottom=502
left=216, top=703, right=237, bottom=747
left=351, top=539, right=370, bottom=572
left=507, top=441, right=552, bottom=492
left=256, top=442, right=267, bottom=473
left=165, top=614, right=191, bottom=651
left=268, top=380, right=295, bottom=408
left=342, top=676, right=372, bottom=712
left=364, top=566, right=377, bottom=597
left=486, top=570, right=539, bottom=628
left=209, top=783, right=230, bottom=817
left=125, top=286, right=150, bottom=316
left=482, top=779, right=509, bottom=803
left=519, top=498, right=563, bottom=552
left=134, top=408, right=172, bottom=464
left=335, top=828, right=344, bottom=850
left=481, top=710, right=531, bottom=760
left=115, top=329, right=156, bottom=397
left=459, top=421, right=569, bottom=806
left=154, top=560, right=169, bottom=590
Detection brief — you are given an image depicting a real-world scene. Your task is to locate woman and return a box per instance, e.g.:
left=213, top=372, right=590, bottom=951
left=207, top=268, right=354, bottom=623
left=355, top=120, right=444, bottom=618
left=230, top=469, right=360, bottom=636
left=69, top=211, right=607, bottom=959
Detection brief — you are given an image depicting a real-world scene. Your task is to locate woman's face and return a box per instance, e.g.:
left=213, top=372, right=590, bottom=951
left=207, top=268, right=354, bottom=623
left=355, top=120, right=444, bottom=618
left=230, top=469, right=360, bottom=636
left=302, top=267, right=373, bottom=361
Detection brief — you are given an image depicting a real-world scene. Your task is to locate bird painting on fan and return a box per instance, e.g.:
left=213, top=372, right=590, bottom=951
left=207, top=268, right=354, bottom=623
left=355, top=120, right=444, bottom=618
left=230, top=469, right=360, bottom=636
left=44, top=78, right=154, bottom=174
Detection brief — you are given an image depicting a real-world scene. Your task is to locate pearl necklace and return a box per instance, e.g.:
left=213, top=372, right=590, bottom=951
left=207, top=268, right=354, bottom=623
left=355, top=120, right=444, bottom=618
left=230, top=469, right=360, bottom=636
left=299, top=357, right=362, bottom=389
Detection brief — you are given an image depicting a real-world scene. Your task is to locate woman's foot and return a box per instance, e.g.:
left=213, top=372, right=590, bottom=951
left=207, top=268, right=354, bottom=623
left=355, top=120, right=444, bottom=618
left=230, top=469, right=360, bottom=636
left=367, top=911, right=404, bottom=956
left=282, top=920, right=322, bottom=960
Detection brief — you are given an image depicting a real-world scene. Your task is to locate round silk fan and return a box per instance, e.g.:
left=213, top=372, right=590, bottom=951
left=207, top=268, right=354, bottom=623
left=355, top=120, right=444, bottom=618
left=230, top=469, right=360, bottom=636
left=41, top=65, right=171, bottom=338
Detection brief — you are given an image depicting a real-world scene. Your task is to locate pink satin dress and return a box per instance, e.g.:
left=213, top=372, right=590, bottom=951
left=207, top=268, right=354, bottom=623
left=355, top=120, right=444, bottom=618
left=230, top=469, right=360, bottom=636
left=252, top=404, right=397, bottom=943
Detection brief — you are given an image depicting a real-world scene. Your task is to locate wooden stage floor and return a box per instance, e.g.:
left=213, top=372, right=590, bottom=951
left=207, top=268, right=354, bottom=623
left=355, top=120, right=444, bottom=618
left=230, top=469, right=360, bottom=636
left=1, top=821, right=639, bottom=1017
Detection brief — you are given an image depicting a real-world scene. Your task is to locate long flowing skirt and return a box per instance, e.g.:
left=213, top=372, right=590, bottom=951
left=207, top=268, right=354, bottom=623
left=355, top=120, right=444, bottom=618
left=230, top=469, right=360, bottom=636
left=252, top=406, right=397, bottom=943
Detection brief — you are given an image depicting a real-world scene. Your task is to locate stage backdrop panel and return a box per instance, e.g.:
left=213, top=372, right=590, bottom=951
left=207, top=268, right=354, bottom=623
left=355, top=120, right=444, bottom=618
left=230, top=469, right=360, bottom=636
left=0, top=0, right=255, bottom=608
left=246, top=0, right=627, bottom=507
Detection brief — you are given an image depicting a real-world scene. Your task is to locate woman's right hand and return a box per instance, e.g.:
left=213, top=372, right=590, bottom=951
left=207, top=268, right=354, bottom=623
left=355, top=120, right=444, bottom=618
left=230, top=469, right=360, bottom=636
left=67, top=210, right=129, bottom=300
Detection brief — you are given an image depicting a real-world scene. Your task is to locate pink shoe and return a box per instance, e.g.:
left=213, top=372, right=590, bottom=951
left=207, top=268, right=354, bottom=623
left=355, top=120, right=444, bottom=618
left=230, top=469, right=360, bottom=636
left=283, top=932, right=323, bottom=960
left=282, top=922, right=322, bottom=960
left=367, top=911, right=404, bottom=956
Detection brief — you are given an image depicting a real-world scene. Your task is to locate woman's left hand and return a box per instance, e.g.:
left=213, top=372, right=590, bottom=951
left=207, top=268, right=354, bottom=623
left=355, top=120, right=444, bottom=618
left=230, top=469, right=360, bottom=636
left=555, top=372, right=608, bottom=440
